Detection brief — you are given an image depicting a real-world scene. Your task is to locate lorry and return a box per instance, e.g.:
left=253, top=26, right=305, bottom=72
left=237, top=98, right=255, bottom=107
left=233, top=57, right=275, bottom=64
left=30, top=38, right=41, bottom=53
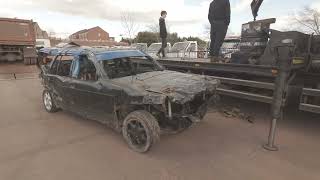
left=0, top=18, right=37, bottom=65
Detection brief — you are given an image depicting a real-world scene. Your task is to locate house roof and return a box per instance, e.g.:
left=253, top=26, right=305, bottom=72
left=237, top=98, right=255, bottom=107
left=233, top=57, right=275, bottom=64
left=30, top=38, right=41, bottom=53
left=70, top=26, right=107, bottom=37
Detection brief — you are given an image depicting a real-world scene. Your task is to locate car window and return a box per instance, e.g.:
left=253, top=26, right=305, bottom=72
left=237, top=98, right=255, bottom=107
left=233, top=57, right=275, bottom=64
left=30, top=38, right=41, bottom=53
left=103, top=57, right=160, bottom=79
left=49, top=56, right=61, bottom=74
left=57, top=55, right=74, bottom=77
left=72, top=55, right=98, bottom=81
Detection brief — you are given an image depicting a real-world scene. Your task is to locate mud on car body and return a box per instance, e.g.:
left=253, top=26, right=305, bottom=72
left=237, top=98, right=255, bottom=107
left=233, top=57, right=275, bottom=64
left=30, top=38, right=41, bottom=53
left=40, top=47, right=219, bottom=152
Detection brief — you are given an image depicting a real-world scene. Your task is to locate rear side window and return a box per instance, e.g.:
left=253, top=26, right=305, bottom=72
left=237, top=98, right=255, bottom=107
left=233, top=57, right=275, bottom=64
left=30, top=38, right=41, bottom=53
left=57, top=56, right=74, bottom=77
left=49, top=56, right=60, bottom=74
left=71, top=55, right=98, bottom=81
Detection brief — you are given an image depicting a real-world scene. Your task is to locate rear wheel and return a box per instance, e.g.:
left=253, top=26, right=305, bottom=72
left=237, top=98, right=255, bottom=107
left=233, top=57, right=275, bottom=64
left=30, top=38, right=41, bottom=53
left=43, top=90, right=59, bottom=113
left=122, top=110, right=160, bottom=153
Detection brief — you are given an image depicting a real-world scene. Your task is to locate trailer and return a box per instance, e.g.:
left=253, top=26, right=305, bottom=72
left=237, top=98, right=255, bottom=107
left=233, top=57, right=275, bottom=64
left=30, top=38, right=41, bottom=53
left=156, top=19, right=320, bottom=151
left=0, top=18, right=37, bottom=65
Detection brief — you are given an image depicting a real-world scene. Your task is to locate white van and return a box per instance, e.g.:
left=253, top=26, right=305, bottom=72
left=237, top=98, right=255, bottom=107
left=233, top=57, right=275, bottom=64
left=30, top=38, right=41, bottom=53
left=166, top=41, right=198, bottom=59
left=36, top=39, right=51, bottom=49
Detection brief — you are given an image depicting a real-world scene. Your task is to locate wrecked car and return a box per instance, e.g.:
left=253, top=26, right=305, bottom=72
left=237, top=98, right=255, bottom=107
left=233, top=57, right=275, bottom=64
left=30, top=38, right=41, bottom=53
left=40, top=48, right=219, bottom=152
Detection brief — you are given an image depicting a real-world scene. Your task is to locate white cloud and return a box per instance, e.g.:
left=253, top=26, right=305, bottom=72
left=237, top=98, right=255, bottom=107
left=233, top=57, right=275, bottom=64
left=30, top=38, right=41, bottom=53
left=232, top=0, right=252, bottom=13
left=0, top=0, right=212, bottom=38
left=312, top=2, right=320, bottom=11
left=1, top=0, right=209, bottom=24
left=0, top=0, right=272, bottom=39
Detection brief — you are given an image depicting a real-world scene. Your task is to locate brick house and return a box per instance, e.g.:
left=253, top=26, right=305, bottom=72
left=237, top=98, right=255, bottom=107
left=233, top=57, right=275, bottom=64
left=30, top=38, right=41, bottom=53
left=69, top=26, right=110, bottom=41
left=33, top=22, right=49, bottom=39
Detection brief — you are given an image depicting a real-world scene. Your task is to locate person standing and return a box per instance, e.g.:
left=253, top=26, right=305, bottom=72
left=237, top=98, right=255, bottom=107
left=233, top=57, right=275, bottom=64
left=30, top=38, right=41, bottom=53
left=157, top=11, right=168, bottom=58
left=208, top=0, right=230, bottom=62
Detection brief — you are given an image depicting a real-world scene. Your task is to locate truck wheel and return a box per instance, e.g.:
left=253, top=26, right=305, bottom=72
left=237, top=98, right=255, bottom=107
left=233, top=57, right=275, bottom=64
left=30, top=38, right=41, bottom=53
left=30, top=58, right=37, bottom=65
left=311, top=63, right=320, bottom=73
left=122, top=110, right=160, bottom=153
left=24, top=58, right=30, bottom=65
left=43, top=90, right=59, bottom=113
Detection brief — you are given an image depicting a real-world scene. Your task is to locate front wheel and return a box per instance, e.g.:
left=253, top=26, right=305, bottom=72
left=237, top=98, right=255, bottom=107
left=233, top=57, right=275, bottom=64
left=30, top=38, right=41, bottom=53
left=42, top=90, right=59, bottom=113
left=122, top=110, right=160, bottom=153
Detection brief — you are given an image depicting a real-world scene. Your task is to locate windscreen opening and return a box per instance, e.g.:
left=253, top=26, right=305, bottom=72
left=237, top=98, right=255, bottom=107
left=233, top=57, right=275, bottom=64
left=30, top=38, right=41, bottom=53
left=102, top=57, right=162, bottom=79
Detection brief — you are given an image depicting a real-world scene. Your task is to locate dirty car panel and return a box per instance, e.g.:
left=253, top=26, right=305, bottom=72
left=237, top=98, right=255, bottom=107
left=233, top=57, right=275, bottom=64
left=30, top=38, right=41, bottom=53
left=40, top=48, right=219, bottom=152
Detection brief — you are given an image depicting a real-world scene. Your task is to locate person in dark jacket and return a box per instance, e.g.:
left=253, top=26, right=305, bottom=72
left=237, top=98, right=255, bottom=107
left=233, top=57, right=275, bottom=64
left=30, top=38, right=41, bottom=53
left=208, top=0, right=230, bottom=61
left=157, top=11, right=168, bottom=58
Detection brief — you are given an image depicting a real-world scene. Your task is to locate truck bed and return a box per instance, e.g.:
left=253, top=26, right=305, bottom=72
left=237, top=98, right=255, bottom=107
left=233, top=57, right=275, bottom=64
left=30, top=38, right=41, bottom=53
left=157, top=57, right=305, bottom=77
left=0, top=18, right=35, bottom=46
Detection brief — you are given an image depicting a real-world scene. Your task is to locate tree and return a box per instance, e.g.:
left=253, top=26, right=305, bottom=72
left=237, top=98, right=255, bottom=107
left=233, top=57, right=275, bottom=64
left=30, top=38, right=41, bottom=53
left=203, top=24, right=211, bottom=39
left=121, top=11, right=140, bottom=42
left=147, top=23, right=159, bottom=33
left=183, top=36, right=207, bottom=48
left=134, top=32, right=159, bottom=46
left=120, top=37, right=133, bottom=45
left=293, top=7, right=320, bottom=35
left=167, top=33, right=182, bottom=45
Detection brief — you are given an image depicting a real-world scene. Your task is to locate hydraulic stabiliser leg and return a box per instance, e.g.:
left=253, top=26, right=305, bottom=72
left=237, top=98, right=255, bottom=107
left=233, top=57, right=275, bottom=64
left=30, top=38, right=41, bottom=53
left=264, top=45, right=293, bottom=151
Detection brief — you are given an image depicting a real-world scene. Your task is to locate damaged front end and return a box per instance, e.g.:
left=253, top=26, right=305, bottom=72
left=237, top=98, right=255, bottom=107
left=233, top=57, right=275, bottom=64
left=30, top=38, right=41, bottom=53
left=124, top=71, right=220, bottom=131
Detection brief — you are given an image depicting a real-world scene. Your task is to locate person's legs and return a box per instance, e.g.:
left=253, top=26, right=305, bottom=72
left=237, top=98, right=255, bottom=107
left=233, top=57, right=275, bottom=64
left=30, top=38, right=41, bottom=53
left=209, top=24, right=216, bottom=57
left=157, top=46, right=162, bottom=56
left=161, top=38, right=167, bottom=57
left=213, top=23, right=228, bottom=56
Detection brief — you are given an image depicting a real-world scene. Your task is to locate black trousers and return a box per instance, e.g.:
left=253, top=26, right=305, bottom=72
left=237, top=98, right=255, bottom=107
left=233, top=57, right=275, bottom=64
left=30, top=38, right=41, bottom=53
left=157, top=38, right=167, bottom=57
left=210, top=22, right=228, bottom=56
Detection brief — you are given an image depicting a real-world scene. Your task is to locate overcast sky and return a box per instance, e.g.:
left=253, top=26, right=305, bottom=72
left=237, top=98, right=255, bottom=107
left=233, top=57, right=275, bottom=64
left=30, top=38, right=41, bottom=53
left=1, top=0, right=319, bottom=41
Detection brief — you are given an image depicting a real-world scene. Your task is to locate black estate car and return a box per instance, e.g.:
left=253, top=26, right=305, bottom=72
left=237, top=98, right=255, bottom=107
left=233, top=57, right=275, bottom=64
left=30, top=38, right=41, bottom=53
left=40, top=48, right=219, bottom=152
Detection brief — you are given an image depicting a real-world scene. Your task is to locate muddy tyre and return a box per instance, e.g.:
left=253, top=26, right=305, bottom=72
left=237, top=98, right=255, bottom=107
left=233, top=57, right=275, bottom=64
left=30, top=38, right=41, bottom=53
left=42, top=90, right=59, bottom=113
left=122, top=110, right=160, bottom=153
left=24, top=58, right=30, bottom=65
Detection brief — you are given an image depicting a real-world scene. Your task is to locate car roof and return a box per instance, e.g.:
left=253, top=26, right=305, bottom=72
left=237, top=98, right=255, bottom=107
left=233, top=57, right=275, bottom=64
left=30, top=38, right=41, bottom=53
left=39, top=47, right=148, bottom=61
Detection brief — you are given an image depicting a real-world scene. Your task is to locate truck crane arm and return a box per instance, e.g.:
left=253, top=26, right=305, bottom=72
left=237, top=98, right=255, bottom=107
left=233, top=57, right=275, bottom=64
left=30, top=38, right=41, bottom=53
left=251, top=0, right=264, bottom=21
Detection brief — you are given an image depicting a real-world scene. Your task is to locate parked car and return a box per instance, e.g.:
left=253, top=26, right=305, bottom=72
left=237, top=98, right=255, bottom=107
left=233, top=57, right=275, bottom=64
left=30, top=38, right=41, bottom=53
left=131, top=43, right=148, bottom=52
left=206, top=37, right=240, bottom=59
left=36, top=39, right=51, bottom=49
left=40, top=48, right=219, bottom=153
left=220, top=37, right=240, bottom=58
left=166, top=41, right=198, bottom=59
left=147, top=42, right=171, bottom=58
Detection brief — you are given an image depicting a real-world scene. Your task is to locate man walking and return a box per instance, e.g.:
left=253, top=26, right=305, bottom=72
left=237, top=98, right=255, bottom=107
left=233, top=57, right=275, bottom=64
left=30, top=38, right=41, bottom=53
left=208, top=0, right=230, bottom=62
left=157, top=11, right=168, bottom=58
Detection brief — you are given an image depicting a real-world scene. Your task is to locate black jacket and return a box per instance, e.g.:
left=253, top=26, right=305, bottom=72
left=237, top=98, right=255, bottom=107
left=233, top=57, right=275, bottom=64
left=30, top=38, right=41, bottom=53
left=159, top=17, right=167, bottom=38
left=208, top=0, right=231, bottom=25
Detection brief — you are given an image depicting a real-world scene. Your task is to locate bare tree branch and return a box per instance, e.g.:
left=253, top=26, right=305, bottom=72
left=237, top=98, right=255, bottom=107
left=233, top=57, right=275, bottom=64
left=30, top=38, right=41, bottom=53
left=147, top=23, right=159, bottom=33
left=121, top=11, right=140, bottom=42
left=293, top=7, right=320, bottom=35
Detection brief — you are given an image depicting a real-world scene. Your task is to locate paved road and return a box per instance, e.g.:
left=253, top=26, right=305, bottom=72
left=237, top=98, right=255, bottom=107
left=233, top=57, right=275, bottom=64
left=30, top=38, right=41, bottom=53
left=0, top=78, right=319, bottom=180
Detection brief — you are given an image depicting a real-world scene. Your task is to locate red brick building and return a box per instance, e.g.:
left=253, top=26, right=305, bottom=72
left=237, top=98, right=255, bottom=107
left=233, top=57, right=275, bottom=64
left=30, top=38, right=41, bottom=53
left=69, top=26, right=110, bottom=41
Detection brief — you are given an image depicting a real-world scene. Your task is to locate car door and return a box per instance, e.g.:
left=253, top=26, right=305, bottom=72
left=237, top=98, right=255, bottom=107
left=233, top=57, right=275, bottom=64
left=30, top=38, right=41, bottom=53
left=55, top=55, right=77, bottom=112
left=46, top=55, right=73, bottom=110
left=69, top=54, right=118, bottom=124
